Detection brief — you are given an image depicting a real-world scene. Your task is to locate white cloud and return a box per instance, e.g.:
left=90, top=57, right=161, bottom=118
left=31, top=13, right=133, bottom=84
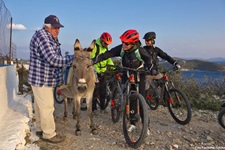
left=7, top=23, right=27, bottom=30
left=31, top=27, right=42, bottom=30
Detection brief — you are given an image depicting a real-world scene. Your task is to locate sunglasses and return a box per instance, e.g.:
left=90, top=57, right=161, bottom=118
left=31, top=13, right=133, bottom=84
left=102, top=40, right=108, bottom=46
left=122, top=42, right=132, bottom=46
left=145, top=39, right=152, bottom=42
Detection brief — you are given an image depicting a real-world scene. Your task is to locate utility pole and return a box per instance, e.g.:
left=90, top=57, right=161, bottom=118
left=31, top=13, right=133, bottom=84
left=9, top=17, right=12, bottom=61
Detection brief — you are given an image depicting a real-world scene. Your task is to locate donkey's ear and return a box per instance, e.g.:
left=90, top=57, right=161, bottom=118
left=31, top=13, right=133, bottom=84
left=74, top=39, right=82, bottom=51
left=86, top=39, right=96, bottom=52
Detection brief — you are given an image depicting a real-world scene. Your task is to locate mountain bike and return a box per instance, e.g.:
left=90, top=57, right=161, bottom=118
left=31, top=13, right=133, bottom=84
left=92, top=72, right=116, bottom=111
left=218, top=102, right=225, bottom=129
left=145, top=69, right=192, bottom=125
left=108, top=64, right=148, bottom=149
left=54, top=87, right=65, bottom=104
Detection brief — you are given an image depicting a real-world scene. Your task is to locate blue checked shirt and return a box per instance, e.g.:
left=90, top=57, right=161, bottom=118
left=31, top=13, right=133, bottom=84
left=28, top=28, right=73, bottom=87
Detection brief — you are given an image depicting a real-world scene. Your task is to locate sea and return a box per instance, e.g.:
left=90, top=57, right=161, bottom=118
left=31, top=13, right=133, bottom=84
left=180, top=70, right=225, bottom=83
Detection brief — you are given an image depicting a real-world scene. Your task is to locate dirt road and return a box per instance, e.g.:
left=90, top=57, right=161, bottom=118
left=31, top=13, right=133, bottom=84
left=35, top=102, right=225, bottom=150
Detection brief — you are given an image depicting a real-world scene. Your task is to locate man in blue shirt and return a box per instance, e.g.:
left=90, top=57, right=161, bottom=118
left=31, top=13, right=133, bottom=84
left=28, top=15, right=72, bottom=143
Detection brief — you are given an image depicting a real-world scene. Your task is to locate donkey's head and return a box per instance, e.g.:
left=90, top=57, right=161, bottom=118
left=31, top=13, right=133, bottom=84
left=73, top=39, right=96, bottom=93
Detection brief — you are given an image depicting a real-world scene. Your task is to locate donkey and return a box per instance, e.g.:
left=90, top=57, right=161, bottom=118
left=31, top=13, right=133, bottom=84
left=60, top=39, right=97, bottom=135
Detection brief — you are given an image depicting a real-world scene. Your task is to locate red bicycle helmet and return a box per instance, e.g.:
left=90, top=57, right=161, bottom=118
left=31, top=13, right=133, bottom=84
left=120, top=29, right=139, bottom=44
left=100, top=32, right=112, bottom=44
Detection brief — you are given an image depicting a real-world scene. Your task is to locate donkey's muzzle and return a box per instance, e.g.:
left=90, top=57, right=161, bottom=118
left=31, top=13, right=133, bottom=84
left=77, top=84, right=87, bottom=93
left=77, top=79, right=87, bottom=93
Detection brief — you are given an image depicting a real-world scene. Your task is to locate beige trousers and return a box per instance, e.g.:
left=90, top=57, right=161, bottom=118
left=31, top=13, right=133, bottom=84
left=146, top=73, right=163, bottom=90
left=32, top=86, right=56, bottom=139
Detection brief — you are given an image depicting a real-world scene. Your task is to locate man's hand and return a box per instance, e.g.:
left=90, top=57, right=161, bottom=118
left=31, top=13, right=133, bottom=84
left=173, top=62, right=181, bottom=71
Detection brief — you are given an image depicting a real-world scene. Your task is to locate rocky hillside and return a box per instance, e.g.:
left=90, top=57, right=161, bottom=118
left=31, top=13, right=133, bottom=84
left=34, top=104, right=225, bottom=150
left=160, top=58, right=225, bottom=72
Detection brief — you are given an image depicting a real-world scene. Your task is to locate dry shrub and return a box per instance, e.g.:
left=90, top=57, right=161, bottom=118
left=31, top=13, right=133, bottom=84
left=167, top=71, right=225, bottom=111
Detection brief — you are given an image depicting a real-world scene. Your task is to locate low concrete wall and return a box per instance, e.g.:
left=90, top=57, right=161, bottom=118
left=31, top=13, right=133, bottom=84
left=0, top=65, right=18, bottom=118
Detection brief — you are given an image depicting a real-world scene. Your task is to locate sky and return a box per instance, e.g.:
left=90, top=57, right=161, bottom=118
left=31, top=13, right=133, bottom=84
left=3, top=0, right=225, bottom=59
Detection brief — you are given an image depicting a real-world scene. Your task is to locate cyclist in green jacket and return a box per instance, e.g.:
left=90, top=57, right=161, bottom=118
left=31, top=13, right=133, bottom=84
left=91, top=32, right=114, bottom=112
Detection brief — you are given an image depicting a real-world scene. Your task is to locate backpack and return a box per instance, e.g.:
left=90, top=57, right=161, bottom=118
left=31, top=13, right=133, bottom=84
left=93, top=44, right=107, bottom=59
left=120, top=48, right=143, bottom=62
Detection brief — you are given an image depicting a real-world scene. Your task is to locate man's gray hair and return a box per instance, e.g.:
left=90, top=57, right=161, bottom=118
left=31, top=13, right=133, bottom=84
left=44, top=24, right=52, bottom=28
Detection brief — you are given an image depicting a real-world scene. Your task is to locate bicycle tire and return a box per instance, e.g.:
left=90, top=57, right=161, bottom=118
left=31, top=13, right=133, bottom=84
left=167, top=88, right=192, bottom=125
left=123, top=93, right=148, bottom=148
left=93, top=82, right=113, bottom=110
left=218, top=108, right=225, bottom=129
left=102, top=95, right=111, bottom=110
left=53, top=87, right=65, bottom=104
left=145, top=83, right=160, bottom=110
left=94, top=94, right=110, bottom=110
left=111, top=86, right=122, bottom=123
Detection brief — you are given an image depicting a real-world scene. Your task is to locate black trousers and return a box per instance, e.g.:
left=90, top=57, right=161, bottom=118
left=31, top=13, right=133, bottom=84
left=92, top=73, right=107, bottom=111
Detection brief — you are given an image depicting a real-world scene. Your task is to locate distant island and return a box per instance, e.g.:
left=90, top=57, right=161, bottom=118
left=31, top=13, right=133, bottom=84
left=160, top=57, right=225, bottom=72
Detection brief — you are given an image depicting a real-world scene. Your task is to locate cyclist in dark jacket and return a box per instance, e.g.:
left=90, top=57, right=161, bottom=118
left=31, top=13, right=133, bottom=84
left=143, top=32, right=181, bottom=83
left=94, top=29, right=152, bottom=97
left=94, top=29, right=152, bottom=131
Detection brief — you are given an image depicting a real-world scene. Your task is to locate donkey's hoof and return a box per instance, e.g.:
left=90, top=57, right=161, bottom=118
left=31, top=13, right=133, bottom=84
left=75, top=130, right=81, bottom=136
left=91, top=129, right=98, bottom=135
left=73, top=115, right=76, bottom=120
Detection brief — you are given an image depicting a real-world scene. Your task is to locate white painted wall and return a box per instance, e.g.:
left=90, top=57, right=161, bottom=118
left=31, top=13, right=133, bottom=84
left=0, top=65, right=18, bottom=118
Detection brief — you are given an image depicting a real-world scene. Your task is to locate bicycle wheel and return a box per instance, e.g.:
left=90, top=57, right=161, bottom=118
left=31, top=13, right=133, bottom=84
left=94, top=94, right=110, bottom=110
left=101, top=94, right=111, bottom=110
left=53, top=87, right=65, bottom=104
left=218, top=108, right=225, bottom=129
left=95, top=85, right=112, bottom=110
left=145, top=85, right=160, bottom=110
left=111, top=86, right=122, bottom=123
left=123, top=93, right=148, bottom=148
left=167, top=88, right=192, bottom=125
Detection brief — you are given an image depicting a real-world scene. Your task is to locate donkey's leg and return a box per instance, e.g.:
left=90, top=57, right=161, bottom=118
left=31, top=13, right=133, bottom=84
left=72, top=98, right=76, bottom=119
left=63, top=97, right=68, bottom=122
left=87, top=97, right=97, bottom=135
left=74, top=98, right=82, bottom=136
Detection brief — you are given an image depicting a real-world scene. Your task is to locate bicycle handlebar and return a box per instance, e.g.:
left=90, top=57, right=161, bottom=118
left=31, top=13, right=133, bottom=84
left=106, top=64, right=150, bottom=74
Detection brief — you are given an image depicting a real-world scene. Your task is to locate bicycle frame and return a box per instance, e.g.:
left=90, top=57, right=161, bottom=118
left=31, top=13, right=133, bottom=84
left=146, top=69, right=192, bottom=125
left=157, top=73, right=180, bottom=105
left=123, top=71, right=141, bottom=119
left=109, top=64, right=149, bottom=148
left=111, top=65, right=144, bottom=118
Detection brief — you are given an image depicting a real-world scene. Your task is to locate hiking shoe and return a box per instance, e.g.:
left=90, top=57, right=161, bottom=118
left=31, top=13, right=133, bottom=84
left=128, top=124, right=136, bottom=132
left=36, top=131, right=43, bottom=137
left=42, top=134, right=66, bottom=143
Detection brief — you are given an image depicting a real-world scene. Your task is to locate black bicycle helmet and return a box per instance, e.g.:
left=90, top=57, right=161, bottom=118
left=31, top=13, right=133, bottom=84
left=143, top=32, right=156, bottom=40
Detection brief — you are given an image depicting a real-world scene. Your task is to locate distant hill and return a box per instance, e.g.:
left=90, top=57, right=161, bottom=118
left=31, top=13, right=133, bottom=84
left=159, top=58, right=225, bottom=72
left=17, top=57, right=225, bottom=72
left=206, top=57, right=225, bottom=62
left=206, top=58, right=225, bottom=65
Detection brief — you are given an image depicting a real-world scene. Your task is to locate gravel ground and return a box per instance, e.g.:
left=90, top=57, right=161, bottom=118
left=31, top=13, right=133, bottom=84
left=33, top=101, right=225, bottom=150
